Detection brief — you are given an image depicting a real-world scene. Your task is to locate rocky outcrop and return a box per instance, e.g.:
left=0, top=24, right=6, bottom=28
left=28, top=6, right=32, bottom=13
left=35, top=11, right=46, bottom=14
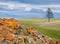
left=0, top=18, right=60, bottom=44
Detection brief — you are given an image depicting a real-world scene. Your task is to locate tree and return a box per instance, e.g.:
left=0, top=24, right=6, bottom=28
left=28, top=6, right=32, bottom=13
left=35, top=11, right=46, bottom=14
left=46, top=8, right=54, bottom=22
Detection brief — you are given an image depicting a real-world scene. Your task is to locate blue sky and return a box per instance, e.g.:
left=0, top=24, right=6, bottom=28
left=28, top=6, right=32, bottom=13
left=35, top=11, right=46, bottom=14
left=0, top=0, right=60, bottom=18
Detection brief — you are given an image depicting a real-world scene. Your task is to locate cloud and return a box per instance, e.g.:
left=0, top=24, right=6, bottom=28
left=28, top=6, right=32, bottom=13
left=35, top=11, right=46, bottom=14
left=0, top=2, right=60, bottom=18
left=0, top=2, right=60, bottom=13
left=24, top=7, right=32, bottom=11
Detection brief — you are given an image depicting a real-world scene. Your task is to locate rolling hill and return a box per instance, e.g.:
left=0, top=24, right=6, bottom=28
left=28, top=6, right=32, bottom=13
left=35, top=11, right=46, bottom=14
left=20, top=18, right=60, bottom=40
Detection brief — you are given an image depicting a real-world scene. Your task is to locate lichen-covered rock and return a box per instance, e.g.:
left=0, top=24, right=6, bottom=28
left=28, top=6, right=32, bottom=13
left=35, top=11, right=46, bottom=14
left=0, top=18, right=59, bottom=44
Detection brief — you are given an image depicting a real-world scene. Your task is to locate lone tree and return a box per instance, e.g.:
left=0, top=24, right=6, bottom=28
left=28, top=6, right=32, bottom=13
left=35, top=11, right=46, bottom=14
left=46, top=8, right=54, bottom=22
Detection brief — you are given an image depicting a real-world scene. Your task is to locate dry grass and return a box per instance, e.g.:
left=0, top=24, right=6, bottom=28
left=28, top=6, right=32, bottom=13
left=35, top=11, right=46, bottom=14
left=20, top=18, right=60, bottom=40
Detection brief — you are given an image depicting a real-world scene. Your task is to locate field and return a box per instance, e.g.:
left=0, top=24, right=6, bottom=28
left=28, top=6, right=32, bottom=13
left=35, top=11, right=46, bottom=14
left=20, top=18, right=60, bottom=41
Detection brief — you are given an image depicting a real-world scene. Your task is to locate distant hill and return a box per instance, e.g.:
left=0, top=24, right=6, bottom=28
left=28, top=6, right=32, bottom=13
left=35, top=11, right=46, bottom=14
left=40, top=19, right=60, bottom=30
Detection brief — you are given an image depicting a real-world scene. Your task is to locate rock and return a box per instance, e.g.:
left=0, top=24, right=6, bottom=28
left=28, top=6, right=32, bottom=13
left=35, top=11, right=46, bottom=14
left=0, top=18, right=59, bottom=44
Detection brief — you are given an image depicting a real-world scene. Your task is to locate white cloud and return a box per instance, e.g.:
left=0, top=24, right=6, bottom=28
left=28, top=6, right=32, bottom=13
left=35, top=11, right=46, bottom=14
left=7, top=4, right=15, bottom=10
left=24, top=7, right=32, bottom=11
left=0, top=2, right=60, bottom=13
left=52, top=10, right=60, bottom=13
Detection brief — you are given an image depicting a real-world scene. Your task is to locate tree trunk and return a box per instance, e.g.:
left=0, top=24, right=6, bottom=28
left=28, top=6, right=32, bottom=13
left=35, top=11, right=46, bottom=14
left=48, top=18, right=50, bottom=22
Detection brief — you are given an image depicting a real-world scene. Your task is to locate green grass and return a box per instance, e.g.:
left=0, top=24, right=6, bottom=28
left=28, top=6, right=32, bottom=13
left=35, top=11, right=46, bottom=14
left=20, top=18, right=60, bottom=41
left=37, top=28, right=60, bottom=41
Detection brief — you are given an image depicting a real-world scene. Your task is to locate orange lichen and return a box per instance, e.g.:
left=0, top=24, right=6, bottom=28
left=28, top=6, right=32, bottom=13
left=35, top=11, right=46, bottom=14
left=0, top=34, right=4, bottom=42
left=7, top=34, right=14, bottom=41
left=12, top=29, right=17, bottom=34
left=0, top=18, right=59, bottom=44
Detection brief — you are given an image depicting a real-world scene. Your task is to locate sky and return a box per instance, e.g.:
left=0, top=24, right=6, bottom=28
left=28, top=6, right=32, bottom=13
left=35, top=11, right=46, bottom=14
left=0, top=0, right=60, bottom=18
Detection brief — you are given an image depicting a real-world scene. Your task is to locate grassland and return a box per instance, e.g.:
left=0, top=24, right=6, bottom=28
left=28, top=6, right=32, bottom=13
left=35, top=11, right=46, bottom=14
left=19, top=18, right=60, bottom=41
